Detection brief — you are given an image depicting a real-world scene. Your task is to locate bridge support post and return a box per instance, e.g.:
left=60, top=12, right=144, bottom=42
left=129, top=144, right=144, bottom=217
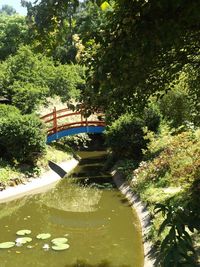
left=53, top=107, right=58, bottom=138
left=85, top=117, right=89, bottom=132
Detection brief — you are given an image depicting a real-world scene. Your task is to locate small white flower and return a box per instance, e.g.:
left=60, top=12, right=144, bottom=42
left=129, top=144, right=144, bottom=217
left=15, top=238, right=23, bottom=247
left=16, top=242, right=23, bottom=247
left=42, top=244, right=50, bottom=251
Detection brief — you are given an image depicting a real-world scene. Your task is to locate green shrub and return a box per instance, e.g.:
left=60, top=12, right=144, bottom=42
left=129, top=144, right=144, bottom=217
left=105, top=113, right=147, bottom=159
left=0, top=113, right=46, bottom=163
left=155, top=202, right=199, bottom=267
left=50, top=63, right=85, bottom=101
left=10, top=82, right=48, bottom=114
left=0, top=104, right=21, bottom=117
left=130, top=126, right=200, bottom=266
left=143, top=105, right=161, bottom=133
left=134, top=128, right=200, bottom=189
left=157, top=71, right=196, bottom=127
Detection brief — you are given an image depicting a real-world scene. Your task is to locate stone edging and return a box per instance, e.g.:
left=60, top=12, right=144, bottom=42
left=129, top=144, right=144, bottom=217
left=111, top=167, right=156, bottom=267
left=0, top=158, right=79, bottom=203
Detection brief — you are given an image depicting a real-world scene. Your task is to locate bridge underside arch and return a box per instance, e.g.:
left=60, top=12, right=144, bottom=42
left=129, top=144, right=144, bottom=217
left=47, top=126, right=105, bottom=143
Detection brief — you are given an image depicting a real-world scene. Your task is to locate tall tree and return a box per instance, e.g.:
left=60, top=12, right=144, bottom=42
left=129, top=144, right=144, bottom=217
left=0, top=46, right=85, bottom=112
left=22, top=0, right=107, bottom=63
left=21, top=0, right=200, bottom=118
left=83, top=0, right=200, bottom=118
left=0, top=5, right=16, bottom=15
left=0, top=15, right=29, bottom=60
left=22, top=0, right=80, bottom=62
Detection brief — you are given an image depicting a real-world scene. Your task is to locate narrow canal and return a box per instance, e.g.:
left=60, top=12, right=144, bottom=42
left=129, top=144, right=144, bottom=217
left=0, top=150, right=144, bottom=267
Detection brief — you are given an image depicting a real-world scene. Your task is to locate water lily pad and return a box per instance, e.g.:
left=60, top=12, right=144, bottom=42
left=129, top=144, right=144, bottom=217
left=36, top=233, right=51, bottom=240
left=15, top=237, right=32, bottom=244
left=0, top=242, right=15, bottom=249
left=51, top=238, right=68, bottom=245
left=16, top=229, right=31, bottom=236
left=52, top=243, right=70, bottom=251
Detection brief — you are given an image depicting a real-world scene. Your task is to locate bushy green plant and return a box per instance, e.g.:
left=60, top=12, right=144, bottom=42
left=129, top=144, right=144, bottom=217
left=0, top=46, right=85, bottom=112
left=105, top=113, right=147, bottom=159
left=130, top=126, right=200, bottom=265
left=50, top=63, right=85, bottom=101
left=0, top=104, right=21, bottom=117
left=157, top=71, right=197, bottom=127
left=10, top=82, right=48, bottom=114
left=155, top=203, right=198, bottom=267
left=143, top=105, right=161, bottom=133
left=138, top=128, right=200, bottom=187
left=0, top=15, right=29, bottom=60
left=0, top=113, right=46, bottom=163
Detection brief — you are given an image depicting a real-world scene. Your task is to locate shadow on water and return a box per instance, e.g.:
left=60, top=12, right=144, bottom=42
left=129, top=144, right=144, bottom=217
left=67, top=136, right=116, bottom=188
left=65, top=260, right=130, bottom=267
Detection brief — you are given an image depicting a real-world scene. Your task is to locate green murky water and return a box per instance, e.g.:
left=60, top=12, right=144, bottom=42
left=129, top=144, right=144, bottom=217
left=0, top=151, right=144, bottom=267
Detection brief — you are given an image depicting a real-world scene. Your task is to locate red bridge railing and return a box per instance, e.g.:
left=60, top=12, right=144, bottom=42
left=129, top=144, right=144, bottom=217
left=40, top=107, right=105, bottom=136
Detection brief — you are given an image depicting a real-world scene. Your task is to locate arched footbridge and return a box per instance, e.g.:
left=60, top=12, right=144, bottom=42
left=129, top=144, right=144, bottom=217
left=40, top=107, right=106, bottom=143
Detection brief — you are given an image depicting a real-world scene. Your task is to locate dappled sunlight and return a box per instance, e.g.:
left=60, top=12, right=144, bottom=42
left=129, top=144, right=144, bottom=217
left=39, top=180, right=102, bottom=213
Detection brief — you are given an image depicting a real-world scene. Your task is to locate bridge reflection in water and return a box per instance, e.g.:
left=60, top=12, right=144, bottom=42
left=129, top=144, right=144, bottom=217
left=40, top=107, right=106, bottom=143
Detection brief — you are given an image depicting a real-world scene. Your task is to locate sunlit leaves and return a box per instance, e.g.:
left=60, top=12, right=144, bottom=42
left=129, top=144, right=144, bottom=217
left=84, top=0, right=200, bottom=118
left=155, top=203, right=198, bottom=266
left=100, top=1, right=110, bottom=11
left=0, top=15, right=29, bottom=60
left=0, top=46, right=85, bottom=111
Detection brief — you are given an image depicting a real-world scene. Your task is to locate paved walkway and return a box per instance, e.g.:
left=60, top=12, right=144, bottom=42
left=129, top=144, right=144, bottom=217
left=0, top=158, right=78, bottom=203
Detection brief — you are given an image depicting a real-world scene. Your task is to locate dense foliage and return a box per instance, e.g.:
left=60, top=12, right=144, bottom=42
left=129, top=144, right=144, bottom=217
left=130, top=126, right=200, bottom=266
left=105, top=114, right=146, bottom=159
left=157, top=69, right=200, bottom=127
left=22, top=0, right=79, bottom=62
left=82, top=0, right=200, bottom=119
left=0, top=14, right=29, bottom=60
left=0, top=104, right=21, bottom=117
left=22, top=0, right=107, bottom=63
left=0, top=5, right=16, bottom=16
left=0, top=105, right=46, bottom=164
left=0, top=2, right=199, bottom=265
left=0, top=46, right=85, bottom=113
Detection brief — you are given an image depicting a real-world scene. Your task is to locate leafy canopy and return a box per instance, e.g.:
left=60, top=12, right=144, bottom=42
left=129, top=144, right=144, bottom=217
left=83, top=0, right=200, bottom=117
left=0, top=46, right=85, bottom=113
left=0, top=5, right=16, bottom=16
left=0, top=14, right=29, bottom=60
